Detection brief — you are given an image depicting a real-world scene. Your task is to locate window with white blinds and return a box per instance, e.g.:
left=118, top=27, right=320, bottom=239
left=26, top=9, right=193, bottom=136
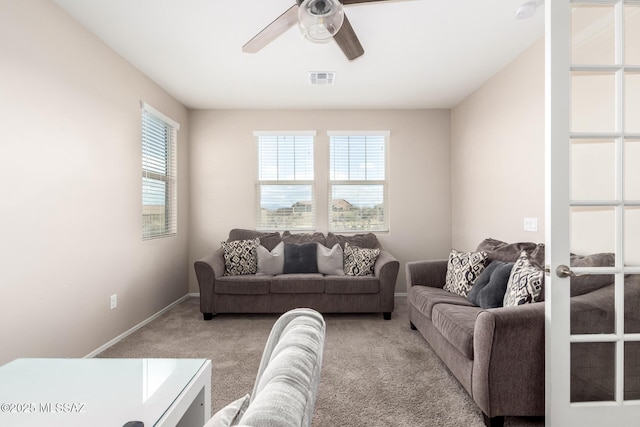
left=141, top=103, right=179, bottom=239
left=328, top=132, right=389, bottom=232
left=255, top=132, right=315, bottom=230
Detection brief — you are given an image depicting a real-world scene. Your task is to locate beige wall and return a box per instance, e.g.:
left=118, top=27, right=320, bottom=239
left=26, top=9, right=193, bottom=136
left=450, top=38, right=545, bottom=252
left=0, top=0, right=550, bottom=363
left=188, top=109, right=452, bottom=293
left=0, top=0, right=190, bottom=364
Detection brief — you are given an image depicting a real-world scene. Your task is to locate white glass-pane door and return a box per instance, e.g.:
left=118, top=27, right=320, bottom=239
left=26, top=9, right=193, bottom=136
left=547, top=0, right=640, bottom=425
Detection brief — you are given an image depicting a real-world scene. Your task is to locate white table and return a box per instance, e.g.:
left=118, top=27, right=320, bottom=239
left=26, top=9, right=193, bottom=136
left=0, top=358, right=211, bottom=427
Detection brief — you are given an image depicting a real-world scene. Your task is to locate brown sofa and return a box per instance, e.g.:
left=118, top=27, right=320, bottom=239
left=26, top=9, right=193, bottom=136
left=406, top=238, right=632, bottom=427
left=195, top=229, right=399, bottom=320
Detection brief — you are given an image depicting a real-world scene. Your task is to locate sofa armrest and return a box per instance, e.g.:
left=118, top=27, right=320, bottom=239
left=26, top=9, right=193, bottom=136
left=374, top=250, right=400, bottom=312
left=472, top=302, right=545, bottom=418
left=194, top=248, right=226, bottom=315
left=405, top=259, right=448, bottom=289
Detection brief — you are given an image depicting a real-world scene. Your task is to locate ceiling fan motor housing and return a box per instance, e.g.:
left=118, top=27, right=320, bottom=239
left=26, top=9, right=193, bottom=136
left=298, top=0, right=345, bottom=42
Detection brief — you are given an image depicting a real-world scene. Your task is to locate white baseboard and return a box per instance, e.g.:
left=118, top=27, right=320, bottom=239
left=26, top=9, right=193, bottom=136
left=85, top=294, right=192, bottom=358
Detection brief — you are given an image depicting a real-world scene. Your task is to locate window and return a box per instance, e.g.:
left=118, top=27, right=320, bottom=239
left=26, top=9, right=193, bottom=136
left=328, top=132, right=389, bottom=232
left=255, top=132, right=316, bottom=230
left=141, top=102, right=178, bottom=239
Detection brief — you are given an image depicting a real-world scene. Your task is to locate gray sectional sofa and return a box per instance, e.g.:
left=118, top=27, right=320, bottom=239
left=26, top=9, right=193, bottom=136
left=195, top=229, right=399, bottom=320
left=406, top=238, right=634, bottom=427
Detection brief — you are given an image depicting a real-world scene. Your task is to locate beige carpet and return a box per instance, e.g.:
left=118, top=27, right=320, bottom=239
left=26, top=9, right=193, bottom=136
left=97, top=297, right=544, bottom=427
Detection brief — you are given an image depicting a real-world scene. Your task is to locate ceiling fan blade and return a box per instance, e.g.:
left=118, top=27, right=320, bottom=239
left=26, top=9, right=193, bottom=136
left=333, top=14, right=364, bottom=60
left=242, top=5, right=299, bottom=53
left=341, top=0, right=391, bottom=4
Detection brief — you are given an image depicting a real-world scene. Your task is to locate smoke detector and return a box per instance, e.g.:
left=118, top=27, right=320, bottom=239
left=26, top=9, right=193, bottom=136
left=309, top=71, right=335, bottom=85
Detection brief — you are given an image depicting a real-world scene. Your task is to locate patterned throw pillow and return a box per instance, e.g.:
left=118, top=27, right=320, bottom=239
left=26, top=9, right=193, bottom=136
left=443, top=249, right=488, bottom=297
left=503, top=250, right=544, bottom=307
left=343, top=243, right=380, bottom=276
left=221, top=238, right=260, bottom=276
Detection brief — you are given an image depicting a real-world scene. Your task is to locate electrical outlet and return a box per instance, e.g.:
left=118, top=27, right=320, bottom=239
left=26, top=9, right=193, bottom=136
left=523, top=217, right=538, bottom=232
left=110, top=294, right=117, bottom=310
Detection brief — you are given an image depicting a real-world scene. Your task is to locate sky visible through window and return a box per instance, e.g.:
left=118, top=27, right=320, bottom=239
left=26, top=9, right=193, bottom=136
left=259, top=135, right=385, bottom=209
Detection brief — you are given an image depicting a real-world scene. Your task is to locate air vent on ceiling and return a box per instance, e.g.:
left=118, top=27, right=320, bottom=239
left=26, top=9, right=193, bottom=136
left=309, top=71, right=335, bottom=85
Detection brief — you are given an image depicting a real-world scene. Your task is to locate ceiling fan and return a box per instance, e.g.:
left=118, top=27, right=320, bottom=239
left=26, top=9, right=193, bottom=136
left=242, top=0, right=393, bottom=61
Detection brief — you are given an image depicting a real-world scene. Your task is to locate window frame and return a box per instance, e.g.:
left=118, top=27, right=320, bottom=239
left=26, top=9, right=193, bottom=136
left=254, top=131, right=317, bottom=231
left=141, top=102, right=179, bottom=240
left=327, top=131, right=390, bottom=233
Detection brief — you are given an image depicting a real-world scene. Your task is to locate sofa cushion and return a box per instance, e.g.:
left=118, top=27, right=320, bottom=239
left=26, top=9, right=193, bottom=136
left=282, top=231, right=326, bottom=246
left=325, top=276, right=379, bottom=294
left=271, top=274, right=325, bottom=293
left=408, top=285, right=476, bottom=320
left=570, top=252, right=615, bottom=297
left=317, top=243, right=344, bottom=275
left=283, top=243, right=319, bottom=274
left=443, top=249, right=488, bottom=298
left=343, top=243, right=380, bottom=276
left=467, top=261, right=514, bottom=309
left=222, top=238, right=260, bottom=276
left=570, top=283, right=615, bottom=335
left=257, top=242, right=285, bottom=275
left=326, top=232, right=379, bottom=249
left=476, top=238, right=539, bottom=263
left=503, top=251, right=544, bottom=307
left=228, top=229, right=282, bottom=252
left=432, top=304, right=483, bottom=360
left=216, top=275, right=270, bottom=295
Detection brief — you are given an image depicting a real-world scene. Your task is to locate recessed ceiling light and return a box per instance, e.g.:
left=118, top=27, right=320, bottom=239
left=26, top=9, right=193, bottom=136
left=309, top=71, right=335, bottom=85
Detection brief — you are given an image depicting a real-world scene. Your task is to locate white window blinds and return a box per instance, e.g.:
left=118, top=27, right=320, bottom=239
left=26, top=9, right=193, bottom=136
left=328, top=132, right=389, bottom=232
left=255, top=132, right=315, bottom=230
left=142, top=103, right=178, bottom=239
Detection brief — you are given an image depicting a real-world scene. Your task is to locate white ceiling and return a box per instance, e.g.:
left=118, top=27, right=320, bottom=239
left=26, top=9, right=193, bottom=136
left=51, top=0, right=545, bottom=110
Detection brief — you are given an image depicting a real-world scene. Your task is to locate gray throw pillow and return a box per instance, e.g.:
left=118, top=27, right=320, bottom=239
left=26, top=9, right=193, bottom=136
left=317, top=243, right=344, bottom=275
left=467, top=261, right=502, bottom=304
left=283, top=243, right=318, bottom=274
left=467, top=261, right=514, bottom=308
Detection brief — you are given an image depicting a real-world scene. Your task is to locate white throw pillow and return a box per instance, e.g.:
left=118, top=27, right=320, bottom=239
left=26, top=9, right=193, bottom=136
left=316, top=243, right=344, bottom=275
left=205, top=394, right=250, bottom=427
left=256, top=242, right=284, bottom=275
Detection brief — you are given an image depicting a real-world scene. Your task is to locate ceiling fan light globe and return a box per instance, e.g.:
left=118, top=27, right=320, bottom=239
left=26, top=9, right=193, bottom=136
left=298, top=0, right=344, bottom=43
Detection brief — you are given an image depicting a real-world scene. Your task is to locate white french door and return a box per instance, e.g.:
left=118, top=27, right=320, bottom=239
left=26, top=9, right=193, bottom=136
left=546, top=0, right=640, bottom=425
